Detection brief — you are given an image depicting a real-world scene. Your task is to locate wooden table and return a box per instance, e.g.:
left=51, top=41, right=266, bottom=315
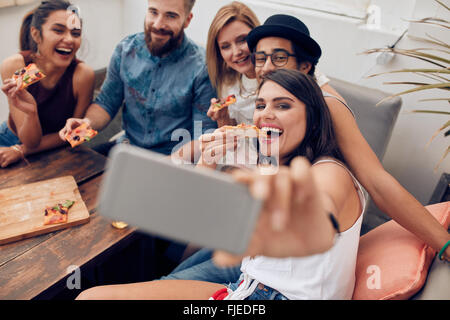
left=0, top=146, right=138, bottom=299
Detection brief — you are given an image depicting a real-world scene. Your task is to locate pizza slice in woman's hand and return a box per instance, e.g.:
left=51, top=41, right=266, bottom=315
left=222, top=123, right=267, bottom=138
left=65, top=122, right=98, bottom=148
left=12, top=63, right=46, bottom=90
left=213, top=94, right=237, bottom=110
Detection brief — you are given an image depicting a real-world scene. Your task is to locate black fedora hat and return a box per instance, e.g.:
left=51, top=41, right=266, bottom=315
left=247, top=14, right=322, bottom=64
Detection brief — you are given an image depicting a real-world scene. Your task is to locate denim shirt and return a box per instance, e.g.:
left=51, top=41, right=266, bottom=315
left=95, top=32, right=217, bottom=155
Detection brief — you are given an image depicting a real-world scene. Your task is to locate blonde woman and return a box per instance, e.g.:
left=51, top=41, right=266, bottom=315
left=205, top=1, right=259, bottom=127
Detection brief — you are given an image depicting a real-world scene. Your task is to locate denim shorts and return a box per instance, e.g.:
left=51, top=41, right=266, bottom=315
left=0, top=121, right=21, bottom=147
left=163, top=249, right=288, bottom=300
left=227, top=274, right=289, bottom=301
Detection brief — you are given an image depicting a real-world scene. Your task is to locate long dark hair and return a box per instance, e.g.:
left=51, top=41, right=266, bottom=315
left=258, top=69, right=345, bottom=165
left=20, top=0, right=74, bottom=52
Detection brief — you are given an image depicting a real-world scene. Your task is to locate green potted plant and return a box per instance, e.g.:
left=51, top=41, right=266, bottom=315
left=362, top=0, right=449, bottom=170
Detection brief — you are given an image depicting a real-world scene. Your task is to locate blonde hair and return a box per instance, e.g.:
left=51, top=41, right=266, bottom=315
left=206, top=1, right=260, bottom=98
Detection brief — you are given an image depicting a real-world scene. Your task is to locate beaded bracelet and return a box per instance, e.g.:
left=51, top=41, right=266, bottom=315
left=438, top=240, right=450, bottom=261
left=10, top=144, right=30, bottom=166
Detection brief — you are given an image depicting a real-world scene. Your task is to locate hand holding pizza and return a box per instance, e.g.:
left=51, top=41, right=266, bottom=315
left=59, top=118, right=92, bottom=142
left=198, top=124, right=263, bottom=169
left=198, top=127, right=238, bottom=168
left=212, top=157, right=336, bottom=266
left=207, top=98, right=234, bottom=125
left=207, top=96, right=238, bottom=127
left=2, top=78, right=38, bottom=115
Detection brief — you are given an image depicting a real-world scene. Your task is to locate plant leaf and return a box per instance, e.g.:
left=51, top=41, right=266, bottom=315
left=376, top=83, right=450, bottom=105
left=361, top=48, right=449, bottom=67
left=405, top=19, right=450, bottom=29
left=383, top=81, right=450, bottom=88
left=393, top=49, right=450, bottom=65
left=418, top=98, right=450, bottom=102
left=407, top=34, right=450, bottom=50
left=409, top=48, right=450, bottom=55
left=435, top=0, right=450, bottom=12
left=434, top=146, right=449, bottom=172
left=408, top=110, right=450, bottom=116
left=382, top=82, right=450, bottom=90
left=407, top=17, right=450, bottom=24
left=415, top=72, right=449, bottom=83
left=367, top=68, right=450, bottom=78
left=426, top=120, right=450, bottom=147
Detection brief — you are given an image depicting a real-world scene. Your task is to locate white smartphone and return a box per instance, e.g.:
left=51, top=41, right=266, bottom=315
left=97, top=144, right=262, bottom=255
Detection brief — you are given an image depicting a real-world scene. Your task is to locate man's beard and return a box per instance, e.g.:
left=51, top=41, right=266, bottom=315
left=144, top=24, right=184, bottom=57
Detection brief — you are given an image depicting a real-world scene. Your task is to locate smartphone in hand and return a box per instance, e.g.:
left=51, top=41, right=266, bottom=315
left=98, top=144, right=262, bottom=255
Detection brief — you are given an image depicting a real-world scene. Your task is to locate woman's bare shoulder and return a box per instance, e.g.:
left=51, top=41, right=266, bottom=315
left=72, top=62, right=95, bottom=94
left=73, top=62, right=95, bottom=85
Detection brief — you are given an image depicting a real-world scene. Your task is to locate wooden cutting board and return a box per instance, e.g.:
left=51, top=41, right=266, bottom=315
left=0, top=176, right=90, bottom=245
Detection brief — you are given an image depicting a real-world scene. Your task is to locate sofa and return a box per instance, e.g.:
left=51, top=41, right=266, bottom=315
left=328, top=77, right=401, bottom=233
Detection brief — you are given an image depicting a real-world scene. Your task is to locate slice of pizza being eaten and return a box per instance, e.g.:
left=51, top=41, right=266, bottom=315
left=222, top=123, right=267, bottom=138
left=213, top=94, right=237, bottom=110
left=44, top=200, right=75, bottom=226
left=65, top=122, right=98, bottom=148
left=12, top=63, right=46, bottom=90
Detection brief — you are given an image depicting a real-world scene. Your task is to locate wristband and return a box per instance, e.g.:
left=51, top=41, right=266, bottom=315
left=10, top=145, right=24, bottom=158
left=438, top=240, right=450, bottom=261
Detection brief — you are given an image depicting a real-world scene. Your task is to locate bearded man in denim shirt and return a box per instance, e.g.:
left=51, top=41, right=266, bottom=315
left=59, top=0, right=216, bottom=275
left=60, top=0, right=216, bottom=157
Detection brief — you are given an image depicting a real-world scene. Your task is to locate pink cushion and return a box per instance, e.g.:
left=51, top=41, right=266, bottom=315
left=352, top=202, right=449, bottom=300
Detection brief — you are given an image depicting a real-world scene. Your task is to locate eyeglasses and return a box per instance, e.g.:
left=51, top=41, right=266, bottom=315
left=252, top=49, right=296, bottom=67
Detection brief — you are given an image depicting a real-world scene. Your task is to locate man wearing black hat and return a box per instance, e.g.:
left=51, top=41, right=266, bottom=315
left=247, top=14, right=344, bottom=101
left=248, top=14, right=321, bottom=75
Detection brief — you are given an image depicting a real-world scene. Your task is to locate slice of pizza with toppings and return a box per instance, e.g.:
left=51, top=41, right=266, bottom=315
left=44, top=200, right=75, bottom=225
left=65, top=122, right=98, bottom=148
left=222, top=123, right=267, bottom=137
left=213, top=94, right=237, bottom=110
left=12, top=63, right=46, bottom=90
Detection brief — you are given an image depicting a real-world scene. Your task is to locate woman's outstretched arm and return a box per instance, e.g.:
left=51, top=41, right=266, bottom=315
left=326, top=97, right=449, bottom=260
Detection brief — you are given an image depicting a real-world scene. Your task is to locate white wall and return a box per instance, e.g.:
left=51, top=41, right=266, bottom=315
left=0, top=0, right=448, bottom=205
left=122, top=0, right=147, bottom=37
left=377, top=0, right=450, bottom=203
